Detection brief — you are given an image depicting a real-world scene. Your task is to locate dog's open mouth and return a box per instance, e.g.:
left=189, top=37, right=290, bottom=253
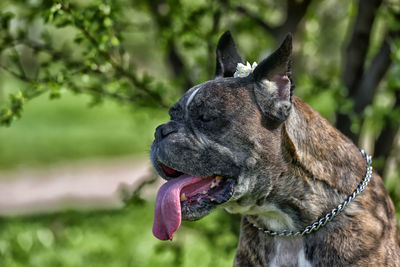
left=152, top=163, right=234, bottom=240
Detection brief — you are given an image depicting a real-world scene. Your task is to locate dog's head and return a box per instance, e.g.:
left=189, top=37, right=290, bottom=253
left=151, top=31, right=293, bottom=240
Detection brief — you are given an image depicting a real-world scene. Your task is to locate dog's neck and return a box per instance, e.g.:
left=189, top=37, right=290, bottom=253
left=284, top=97, right=366, bottom=195
left=245, top=97, right=367, bottom=232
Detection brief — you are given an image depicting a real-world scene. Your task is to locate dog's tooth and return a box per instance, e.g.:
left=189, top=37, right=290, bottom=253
left=202, top=190, right=207, bottom=194
left=210, top=181, right=216, bottom=188
left=180, top=193, right=187, bottom=201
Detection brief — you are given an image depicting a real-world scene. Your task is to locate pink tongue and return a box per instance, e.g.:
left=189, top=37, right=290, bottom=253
left=152, top=175, right=211, bottom=240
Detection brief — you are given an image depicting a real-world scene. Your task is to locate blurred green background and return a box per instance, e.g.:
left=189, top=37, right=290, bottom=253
left=0, top=0, right=399, bottom=266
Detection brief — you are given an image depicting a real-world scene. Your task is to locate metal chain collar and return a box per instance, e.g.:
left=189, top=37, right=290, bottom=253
left=251, top=149, right=373, bottom=237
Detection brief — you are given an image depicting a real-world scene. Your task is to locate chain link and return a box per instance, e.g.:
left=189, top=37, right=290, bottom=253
left=252, top=149, right=373, bottom=237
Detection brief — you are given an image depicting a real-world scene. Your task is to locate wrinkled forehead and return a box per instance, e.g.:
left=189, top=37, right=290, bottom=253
left=184, top=84, right=203, bottom=109
left=178, top=78, right=251, bottom=109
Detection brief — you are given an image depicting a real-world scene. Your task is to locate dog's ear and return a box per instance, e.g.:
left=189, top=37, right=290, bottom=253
left=215, top=31, right=243, bottom=78
left=253, top=33, right=293, bottom=123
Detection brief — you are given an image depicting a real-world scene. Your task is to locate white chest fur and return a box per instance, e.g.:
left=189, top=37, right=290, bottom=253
left=269, top=238, right=312, bottom=267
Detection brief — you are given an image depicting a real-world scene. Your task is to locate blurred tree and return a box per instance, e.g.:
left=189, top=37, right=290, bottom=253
left=0, top=0, right=399, bottom=178
left=336, top=0, right=400, bottom=176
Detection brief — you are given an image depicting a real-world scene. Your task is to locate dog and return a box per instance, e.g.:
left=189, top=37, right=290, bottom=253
left=150, top=31, right=400, bottom=266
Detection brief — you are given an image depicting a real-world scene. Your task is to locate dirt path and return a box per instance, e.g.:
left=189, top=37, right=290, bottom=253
left=0, top=157, right=163, bottom=216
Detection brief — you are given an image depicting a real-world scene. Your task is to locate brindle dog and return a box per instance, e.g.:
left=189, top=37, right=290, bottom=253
left=150, top=31, right=400, bottom=266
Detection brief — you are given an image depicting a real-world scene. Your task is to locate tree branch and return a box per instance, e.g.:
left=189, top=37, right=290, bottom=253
left=0, top=64, right=29, bottom=82
left=207, top=7, right=222, bottom=78
left=342, top=0, right=383, bottom=96
left=166, top=40, right=193, bottom=91
left=354, top=12, right=400, bottom=113
left=336, top=0, right=383, bottom=143
left=372, top=11, right=400, bottom=174
left=275, top=0, right=312, bottom=40
left=353, top=40, right=391, bottom=113
left=61, top=4, right=168, bottom=108
left=11, top=46, right=28, bottom=80
left=148, top=0, right=193, bottom=93
left=235, top=6, right=277, bottom=36
left=0, top=61, right=137, bottom=105
left=374, top=90, right=400, bottom=175
left=235, top=0, right=312, bottom=40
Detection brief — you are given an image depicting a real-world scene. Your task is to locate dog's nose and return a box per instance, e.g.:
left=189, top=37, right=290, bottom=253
left=155, top=121, right=178, bottom=142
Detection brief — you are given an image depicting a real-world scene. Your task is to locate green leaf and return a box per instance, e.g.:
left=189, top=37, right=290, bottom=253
left=0, top=11, right=15, bottom=29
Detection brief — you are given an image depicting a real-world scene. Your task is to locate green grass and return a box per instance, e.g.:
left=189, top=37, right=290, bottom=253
left=0, top=92, right=168, bottom=170
left=0, top=201, right=239, bottom=267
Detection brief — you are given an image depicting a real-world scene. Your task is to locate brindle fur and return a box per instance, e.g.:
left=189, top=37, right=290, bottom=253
left=150, top=32, right=400, bottom=266
left=234, top=97, right=400, bottom=266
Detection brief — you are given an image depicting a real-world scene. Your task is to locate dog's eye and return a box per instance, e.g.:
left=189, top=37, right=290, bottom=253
left=199, top=114, right=216, bottom=122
